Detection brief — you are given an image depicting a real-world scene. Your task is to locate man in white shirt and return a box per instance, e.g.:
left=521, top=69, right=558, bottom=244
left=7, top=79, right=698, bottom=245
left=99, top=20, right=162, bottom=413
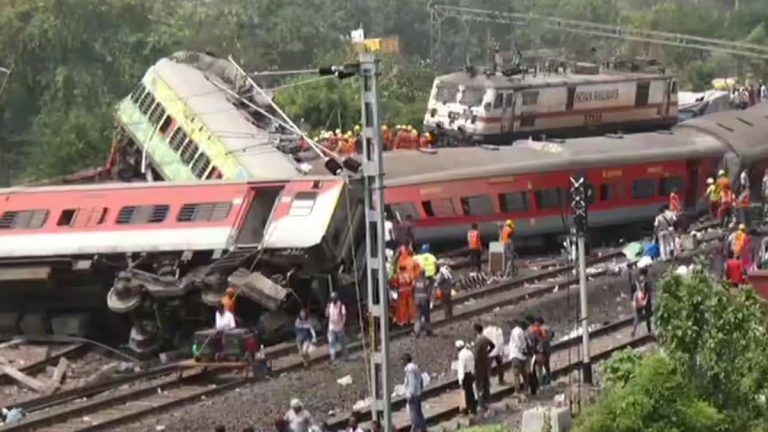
left=455, top=340, right=477, bottom=415
left=325, top=292, right=347, bottom=361
left=482, top=324, right=506, bottom=385
left=506, top=319, right=528, bottom=393
left=215, top=303, right=236, bottom=331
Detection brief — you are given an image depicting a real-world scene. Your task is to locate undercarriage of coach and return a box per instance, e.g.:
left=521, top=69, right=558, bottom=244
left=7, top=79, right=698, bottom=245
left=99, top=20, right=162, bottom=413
left=105, top=246, right=362, bottom=355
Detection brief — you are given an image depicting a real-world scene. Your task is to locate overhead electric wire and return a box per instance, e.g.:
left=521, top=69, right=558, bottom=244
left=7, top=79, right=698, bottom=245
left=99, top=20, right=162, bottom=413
left=250, top=68, right=319, bottom=76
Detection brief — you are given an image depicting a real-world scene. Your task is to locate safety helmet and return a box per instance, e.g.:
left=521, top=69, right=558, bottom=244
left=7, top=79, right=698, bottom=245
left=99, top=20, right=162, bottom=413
left=739, top=223, right=746, bottom=231
left=455, top=340, right=465, bottom=349
left=335, top=128, right=341, bottom=135
left=706, top=178, right=714, bottom=185
left=290, top=399, right=303, bottom=409
left=381, top=124, right=388, bottom=130
left=420, top=244, right=430, bottom=253
left=718, top=169, right=726, bottom=176
left=354, top=125, right=362, bottom=132
left=506, top=219, right=514, bottom=227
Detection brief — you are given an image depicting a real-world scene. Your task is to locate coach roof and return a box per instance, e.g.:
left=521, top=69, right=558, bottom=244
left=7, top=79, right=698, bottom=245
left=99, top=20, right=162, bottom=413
left=435, top=69, right=671, bottom=91
left=383, top=129, right=723, bottom=186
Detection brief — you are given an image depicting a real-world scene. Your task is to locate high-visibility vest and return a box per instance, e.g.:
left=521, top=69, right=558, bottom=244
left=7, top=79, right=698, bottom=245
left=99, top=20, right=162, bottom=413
left=669, top=192, right=681, bottom=214
left=500, top=225, right=514, bottom=244
left=707, top=185, right=720, bottom=201
left=467, top=229, right=482, bottom=250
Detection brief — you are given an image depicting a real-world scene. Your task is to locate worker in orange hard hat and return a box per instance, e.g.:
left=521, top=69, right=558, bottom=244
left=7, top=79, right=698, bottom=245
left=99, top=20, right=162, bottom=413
left=392, top=265, right=416, bottom=326
left=499, top=220, right=516, bottom=277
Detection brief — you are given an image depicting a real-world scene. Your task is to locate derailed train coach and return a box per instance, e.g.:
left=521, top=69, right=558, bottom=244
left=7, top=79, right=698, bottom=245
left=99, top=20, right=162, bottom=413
left=0, top=177, right=364, bottom=352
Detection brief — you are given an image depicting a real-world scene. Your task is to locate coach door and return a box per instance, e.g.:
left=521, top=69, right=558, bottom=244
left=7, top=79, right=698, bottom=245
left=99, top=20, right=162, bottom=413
left=507, top=93, right=519, bottom=133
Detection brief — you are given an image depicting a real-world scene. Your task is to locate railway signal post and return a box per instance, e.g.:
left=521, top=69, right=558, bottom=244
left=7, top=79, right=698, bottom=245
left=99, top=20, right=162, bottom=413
left=570, top=174, right=593, bottom=384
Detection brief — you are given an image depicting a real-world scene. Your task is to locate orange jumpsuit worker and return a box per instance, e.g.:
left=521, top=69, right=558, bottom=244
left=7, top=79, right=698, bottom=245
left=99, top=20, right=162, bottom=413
left=467, top=223, right=483, bottom=273
left=500, top=220, right=516, bottom=277
left=719, top=186, right=735, bottom=226
left=418, top=133, right=432, bottom=149
left=393, top=265, right=416, bottom=326
left=221, top=287, right=237, bottom=313
left=669, top=188, right=681, bottom=216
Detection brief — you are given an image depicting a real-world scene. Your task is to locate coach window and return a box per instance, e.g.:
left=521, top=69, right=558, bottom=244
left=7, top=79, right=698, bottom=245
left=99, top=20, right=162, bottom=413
left=422, top=199, right=456, bottom=217
left=158, top=115, right=174, bottom=135
left=116, top=205, right=169, bottom=224
left=289, top=192, right=317, bottom=216
left=534, top=188, right=565, bottom=209
left=0, top=210, right=49, bottom=229
left=461, top=195, right=495, bottom=216
left=130, top=83, right=146, bottom=104
left=148, top=103, right=166, bottom=126
left=388, top=202, right=420, bottom=221
left=177, top=203, right=232, bottom=222
left=190, top=152, right=211, bottom=179
left=659, top=176, right=684, bottom=196
left=206, top=166, right=222, bottom=180
left=169, top=128, right=188, bottom=152
left=493, top=93, right=503, bottom=109
left=57, top=209, right=78, bottom=226
left=599, top=183, right=624, bottom=201
left=139, top=93, right=156, bottom=115
left=520, top=113, right=536, bottom=128
left=498, top=192, right=529, bottom=212
left=632, top=179, right=657, bottom=199
left=180, top=140, right=199, bottom=165
left=521, top=91, right=539, bottom=106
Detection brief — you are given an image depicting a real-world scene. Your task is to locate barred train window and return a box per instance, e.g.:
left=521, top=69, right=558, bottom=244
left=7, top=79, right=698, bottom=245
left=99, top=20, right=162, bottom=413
left=139, top=92, right=156, bottom=115
left=148, top=103, right=166, bottom=126
left=460, top=195, right=495, bottom=216
left=521, top=91, right=539, bottom=106
left=177, top=202, right=232, bottom=222
left=422, top=199, right=456, bottom=217
left=534, top=188, right=565, bottom=209
left=632, top=179, right=657, bottom=199
left=130, top=84, right=146, bottom=104
left=169, top=128, right=188, bottom=152
left=190, top=152, right=211, bottom=179
left=116, top=205, right=169, bottom=224
left=0, top=210, right=49, bottom=229
left=180, top=140, right=199, bottom=164
left=499, top=192, right=529, bottom=212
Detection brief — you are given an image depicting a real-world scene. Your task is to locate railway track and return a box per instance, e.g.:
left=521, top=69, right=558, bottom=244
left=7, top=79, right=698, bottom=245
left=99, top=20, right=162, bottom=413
left=327, top=316, right=653, bottom=431
left=0, top=343, right=89, bottom=385
left=3, top=222, right=724, bottom=431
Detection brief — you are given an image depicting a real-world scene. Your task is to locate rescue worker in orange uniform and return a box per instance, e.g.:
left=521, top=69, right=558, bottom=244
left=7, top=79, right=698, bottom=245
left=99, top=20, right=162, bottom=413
left=393, top=265, right=416, bottom=326
left=382, top=125, right=394, bottom=151
left=221, top=287, right=237, bottom=314
left=719, top=184, right=735, bottom=227
left=500, top=220, right=516, bottom=277
left=738, top=186, right=751, bottom=226
left=717, top=169, right=731, bottom=193
left=467, top=223, right=483, bottom=273
left=418, top=132, right=432, bottom=149
left=668, top=188, right=681, bottom=217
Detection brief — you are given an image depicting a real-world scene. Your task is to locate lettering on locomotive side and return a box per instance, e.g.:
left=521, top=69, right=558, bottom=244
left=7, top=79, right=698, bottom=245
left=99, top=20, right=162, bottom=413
left=575, top=89, right=620, bottom=103
left=646, top=166, right=663, bottom=174
left=602, top=169, right=623, bottom=178
left=419, top=186, right=443, bottom=195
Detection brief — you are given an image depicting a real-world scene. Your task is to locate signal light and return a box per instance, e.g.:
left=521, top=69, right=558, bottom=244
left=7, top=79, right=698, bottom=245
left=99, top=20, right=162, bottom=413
left=570, top=175, right=589, bottom=234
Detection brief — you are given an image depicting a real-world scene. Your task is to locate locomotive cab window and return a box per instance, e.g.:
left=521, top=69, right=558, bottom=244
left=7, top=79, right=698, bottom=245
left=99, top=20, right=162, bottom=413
left=499, top=192, right=530, bottom=212
left=493, top=93, right=503, bottom=109
left=461, top=87, right=485, bottom=107
left=177, top=202, right=232, bottom=222
left=0, top=210, right=49, bottom=230
left=534, top=189, right=565, bottom=209
left=116, top=205, right=169, bottom=224
left=461, top=195, right=495, bottom=216
left=422, top=199, right=456, bottom=217
left=289, top=192, right=317, bottom=216
left=632, top=179, right=657, bottom=199
left=388, top=202, right=420, bottom=221
left=659, top=177, right=684, bottom=196
left=521, top=91, right=539, bottom=106
left=635, top=82, right=650, bottom=107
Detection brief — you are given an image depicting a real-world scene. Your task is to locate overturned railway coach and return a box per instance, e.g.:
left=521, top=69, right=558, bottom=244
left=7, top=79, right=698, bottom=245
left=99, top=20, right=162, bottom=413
left=0, top=177, right=364, bottom=352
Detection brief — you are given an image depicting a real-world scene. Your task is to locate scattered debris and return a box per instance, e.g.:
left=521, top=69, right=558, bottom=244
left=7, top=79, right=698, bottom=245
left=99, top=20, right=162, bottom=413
left=0, top=358, right=49, bottom=392
left=84, top=362, right=119, bottom=385
left=48, top=357, right=69, bottom=393
left=0, top=339, right=23, bottom=350
left=353, top=397, right=372, bottom=412
left=336, top=375, right=353, bottom=386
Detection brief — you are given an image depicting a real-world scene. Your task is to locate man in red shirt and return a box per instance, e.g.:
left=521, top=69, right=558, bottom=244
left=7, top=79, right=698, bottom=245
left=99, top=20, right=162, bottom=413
left=725, top=250, right=747, bottom=287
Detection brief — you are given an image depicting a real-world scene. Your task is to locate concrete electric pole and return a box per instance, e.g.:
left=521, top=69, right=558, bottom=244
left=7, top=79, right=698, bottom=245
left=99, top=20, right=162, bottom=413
left=570, top=174, right=592, bottom=384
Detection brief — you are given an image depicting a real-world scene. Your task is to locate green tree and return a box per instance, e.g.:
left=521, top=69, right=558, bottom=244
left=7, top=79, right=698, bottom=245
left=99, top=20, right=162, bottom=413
left=576, top=354, right=724, bottom=432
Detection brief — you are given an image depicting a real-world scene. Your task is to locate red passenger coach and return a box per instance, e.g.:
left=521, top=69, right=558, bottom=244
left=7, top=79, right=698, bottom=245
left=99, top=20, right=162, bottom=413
left=383, top=131, right=724, bottom=244
left=0, top=177, right=364, bottom=352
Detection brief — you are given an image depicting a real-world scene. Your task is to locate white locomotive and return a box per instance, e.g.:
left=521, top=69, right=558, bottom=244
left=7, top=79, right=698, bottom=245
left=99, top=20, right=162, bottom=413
left=424, top=62, right=678, bottom=145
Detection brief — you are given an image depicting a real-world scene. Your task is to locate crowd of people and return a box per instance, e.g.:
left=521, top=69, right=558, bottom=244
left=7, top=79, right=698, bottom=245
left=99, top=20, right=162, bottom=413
left=298, top=124, right=434, bottom=156
left=729, top=81, right=768, bottom=110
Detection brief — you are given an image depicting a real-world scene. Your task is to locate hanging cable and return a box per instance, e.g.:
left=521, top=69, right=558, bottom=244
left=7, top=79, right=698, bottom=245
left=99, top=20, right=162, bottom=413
left=250, top=68, right=320, bottom=76
left=267, top=75, right=336, bottom=92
